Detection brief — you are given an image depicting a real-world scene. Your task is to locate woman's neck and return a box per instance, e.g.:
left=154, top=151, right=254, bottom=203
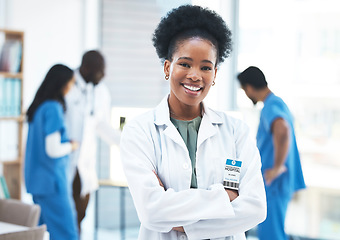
left=168, top=99, right=202, bottom=121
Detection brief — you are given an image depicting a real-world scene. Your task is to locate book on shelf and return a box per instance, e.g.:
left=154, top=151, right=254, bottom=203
left=0, top=77, right=21, bottom=117
left=0, top=175, right=10, bottom=199
left=0, top=38, right=23, bottom=73
left=0, top=181, right=4, bottom=198
left=13, top=78, right=21, bottom=116
left=0, top=33, right=4, bottom=58
left=0, top=77, right=3, bottom=116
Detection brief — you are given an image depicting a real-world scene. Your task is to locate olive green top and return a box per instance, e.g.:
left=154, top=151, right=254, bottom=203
left=170, top=116, right=202, bottom=188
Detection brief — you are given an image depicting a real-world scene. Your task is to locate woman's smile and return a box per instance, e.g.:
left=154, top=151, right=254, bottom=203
left=182, top=83, right=203, bottom=94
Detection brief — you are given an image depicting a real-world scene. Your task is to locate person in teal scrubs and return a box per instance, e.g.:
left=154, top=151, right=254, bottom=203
left=237, top=66, right=306, bottom=240
left=25, top=64, right=79, bottom=240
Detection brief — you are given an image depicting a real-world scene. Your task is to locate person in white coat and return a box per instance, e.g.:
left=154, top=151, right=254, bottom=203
left=120, top=5, right=266, bottom=240
left=65, top=50, right=120, bottom=233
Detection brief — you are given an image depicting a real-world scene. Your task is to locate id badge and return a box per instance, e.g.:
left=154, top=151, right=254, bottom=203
left=223, top=159, right=242, bottom=190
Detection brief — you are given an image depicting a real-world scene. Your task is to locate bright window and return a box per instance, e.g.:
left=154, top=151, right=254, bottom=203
left=238, top=0, right=340, bottom=238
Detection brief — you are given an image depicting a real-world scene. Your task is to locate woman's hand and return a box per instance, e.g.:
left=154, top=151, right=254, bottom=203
left=152, top=170, right=164, bottom=189
left=153, top=171, right=185, bottom=233
left=70, top=140, right=79, bottom=151
left=225, top=188, right=239, bottom=202
left=172, top=226, right=185, bottom=232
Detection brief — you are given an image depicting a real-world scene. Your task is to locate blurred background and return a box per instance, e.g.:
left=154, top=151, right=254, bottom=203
left=0, top=0, right=339, bottom=239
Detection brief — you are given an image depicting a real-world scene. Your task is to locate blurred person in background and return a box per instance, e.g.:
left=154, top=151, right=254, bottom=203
left=25, top=64, right=79, bottom=240
left=120, top=5, right=266, bottom=240
left=65, top=50, right=120, bottom=234
left=237, top=66, right=306, bottom=240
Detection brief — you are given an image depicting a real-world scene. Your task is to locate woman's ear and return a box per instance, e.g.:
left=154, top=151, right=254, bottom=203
left=164, top=60, right=171, bottom=77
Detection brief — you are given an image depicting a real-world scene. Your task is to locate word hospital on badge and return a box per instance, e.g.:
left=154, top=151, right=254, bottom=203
left=223, top=159, right=242, bottom=190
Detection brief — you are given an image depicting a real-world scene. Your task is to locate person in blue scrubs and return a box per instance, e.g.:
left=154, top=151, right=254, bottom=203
left=25, top=64, right=79, bottom=240
left=237, top=66, right=306, bottom=240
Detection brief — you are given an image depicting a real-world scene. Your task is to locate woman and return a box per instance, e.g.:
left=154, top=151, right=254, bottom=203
left=25, top=64, right=79, bottom=240
left=120, top=5, right=266, bottom=240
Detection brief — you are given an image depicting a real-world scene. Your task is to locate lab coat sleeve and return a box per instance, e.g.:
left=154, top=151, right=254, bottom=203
left=94, top=82, right=121, bottom=145
left=183, top=121, right=267, bottom=239
left=96, top=120, right=121, bottom=146
left=120, top=122, right=235, bottom=233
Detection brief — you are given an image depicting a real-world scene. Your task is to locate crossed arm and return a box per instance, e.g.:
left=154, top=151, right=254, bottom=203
left=153, top=170, right=239, bottom=232
left=120, top=121, right=266, bottom=238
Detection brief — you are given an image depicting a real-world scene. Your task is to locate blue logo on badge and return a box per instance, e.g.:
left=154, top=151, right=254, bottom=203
left=226, top=159, right=242, bottom=167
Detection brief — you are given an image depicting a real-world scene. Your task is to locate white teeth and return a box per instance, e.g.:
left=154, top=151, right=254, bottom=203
left=184, top=84, right=201, bottom=91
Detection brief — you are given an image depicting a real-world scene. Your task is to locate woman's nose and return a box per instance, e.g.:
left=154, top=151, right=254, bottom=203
left=187, top=68, right=202, bottom=81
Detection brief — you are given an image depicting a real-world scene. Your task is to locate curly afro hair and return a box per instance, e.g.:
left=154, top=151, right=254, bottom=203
left=152, top=4, right=232, bottom=66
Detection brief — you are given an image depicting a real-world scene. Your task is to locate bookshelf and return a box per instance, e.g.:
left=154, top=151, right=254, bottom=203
left=0, top=29, right=24, bottom=200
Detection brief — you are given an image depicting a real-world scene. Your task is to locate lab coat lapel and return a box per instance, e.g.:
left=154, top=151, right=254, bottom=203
left=163, top=124, right=187, bottom=148
left=154, top=96, right=187, bottom=149
left=197, top=103, right=223, bottom=148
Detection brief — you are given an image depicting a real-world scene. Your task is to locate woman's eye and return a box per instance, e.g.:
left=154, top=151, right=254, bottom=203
left=202, top=66, right=212, bottom=71
left=179, top=63, right=190, bottom=68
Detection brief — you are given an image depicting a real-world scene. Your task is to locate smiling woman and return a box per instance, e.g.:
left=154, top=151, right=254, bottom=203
left=165, top=38, right=217, bottom=120
left=120, top=4, right=266, bottom=240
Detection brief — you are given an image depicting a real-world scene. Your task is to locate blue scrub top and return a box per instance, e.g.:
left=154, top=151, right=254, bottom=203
left=25, top=100, right=70, bottom=196
left=256, top=93, right=305, bottom=197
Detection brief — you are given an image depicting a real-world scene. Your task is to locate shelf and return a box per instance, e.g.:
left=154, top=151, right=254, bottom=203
left=0, top=115, right=24, bottom=121
left=0, top=72, right=23, bottom=78
left=0, top=160, right=20, bottom=165
left=0, top=28, right=23, bottom=35
left=0, top=29, right=24, bottom=200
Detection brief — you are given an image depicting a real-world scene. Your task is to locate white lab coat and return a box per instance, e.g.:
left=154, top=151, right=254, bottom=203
left=65, top=70, right=119, bottom=196
left=120, top=96, right=267, bottom=240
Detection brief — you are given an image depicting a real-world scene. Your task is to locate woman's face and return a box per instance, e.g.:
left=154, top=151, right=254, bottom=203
left=164, top=37, right=217, bottom=109
left=62, top=75, right=76, bottom=96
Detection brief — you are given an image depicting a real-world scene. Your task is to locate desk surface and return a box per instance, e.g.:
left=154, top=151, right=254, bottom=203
left=0, top=221, right=50, bottom=240
left=0, top=221, right=28, bottom=234
left=99, top=179, right=128, bottom=187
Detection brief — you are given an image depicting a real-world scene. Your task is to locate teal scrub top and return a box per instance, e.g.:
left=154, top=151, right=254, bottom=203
left=25, top=100, right=70, bottom=195
left=256, top=93, right=305, bottom=197
left=171, top=116, right=202, bottom=188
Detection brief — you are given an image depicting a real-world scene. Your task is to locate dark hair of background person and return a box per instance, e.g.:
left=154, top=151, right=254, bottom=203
left=79, top=50, right=105, bottom=85
left=26, top=64, right=74, bottom=122
left=237, top=66, right=268, bottom=89
left=152, top=4, right=232, bottom=66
